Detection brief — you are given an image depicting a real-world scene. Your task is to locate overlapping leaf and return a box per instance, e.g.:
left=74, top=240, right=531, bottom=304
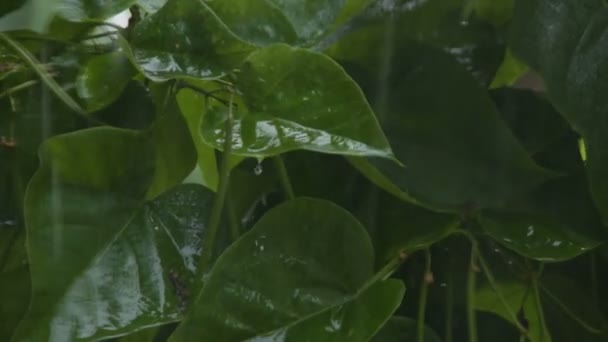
left=346, top=42, right=551, bottom=213
left=12, top=128, right=215, bottom=341
left=510, top=0, right=608, bottom=222
left=201, top=44, right=394, bottom=159
left=170, top=198, right=404, bottom=341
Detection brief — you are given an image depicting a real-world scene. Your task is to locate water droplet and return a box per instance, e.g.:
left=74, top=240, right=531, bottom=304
left=154, top=226, right=159, bottom=231
left=440, top=283, right=447, bottom=288
left=254, top=163, right=263, bottom=176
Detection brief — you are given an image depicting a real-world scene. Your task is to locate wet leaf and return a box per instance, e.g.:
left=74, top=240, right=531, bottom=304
left=146, top=99, right=197, bottom=199
left=76, top=50, right=135, bottom=112
left=348, top=42, right=551, bottom=213
left=478, top=136, right=605, bottom=262
left=329, top=0, right=504, bottom=85
left=202, top=0, right=350, bottom=47
left=13, top=128, right=216, bottom=341
left=170, top=198, right=403, bottom=341
left=509, top=0, right=608, bottom=222
left=0, top=0, right=134, bottom=33
left=128, top=0, right=253, bottom=81
left=176, top=88, right=219, bottom=192
left=202, top=44, right=394, bottom=160
left=372, top=316, right=442, bottom=342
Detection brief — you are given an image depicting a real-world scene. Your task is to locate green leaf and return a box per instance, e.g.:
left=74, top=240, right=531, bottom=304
left=146, top=100, right=197, bottom=199
left=76, top=50, right=135, bottom=112
left=349, top=42, right=551, bottom=213
left=0, top=229, right=30, bottom=339
left=509, top=0, right=608, bottom=222
left=490, top=88, right=570, bottom=156
left=371, top=192, right=459, bottom=265
left=170, top=198, right=401, bottom=340
left=489, top=49, right=528, bottom=89
left=202, top=44, right=394, bottom=160
left=202, top=0, right=349, bottom=47
left=12, top=128, right=216, bottom=341
left=372, top=316, right=442, bottom=342
left=479, top=136, right=605, bottom=262
left=128, top=0, right=253, bottom=81
left=469, top=0, right=514, bottom=27
left=328, top=0, right=504, bottom=85
left=0, top=0, right=134, bottom=33
left=476, top=280, right=551, bottom=342
left=176, top=88, right=219, bottom=192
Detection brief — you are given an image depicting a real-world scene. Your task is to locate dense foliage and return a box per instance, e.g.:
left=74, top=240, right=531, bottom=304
left=1, top=0, right=608, bottom=341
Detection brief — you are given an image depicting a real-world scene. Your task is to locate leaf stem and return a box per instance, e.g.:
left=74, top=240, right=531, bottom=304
left=226, top=190, right=241, bottom=242
left=357, top=251, right=406, bottom=296
left=0, top=33, right=87, bottom=116
left=445, top=269, right=454, bottom=342
left=467, top=243, right=478, bottom=342
left=197, top=93, right=234, bottom=279
left=0, top=80, right=39, bottom=101
left=418, top=248, right=432, bottom=342
left=273, top=156, right=295, bottom=200
left=531, top=269, right=549, bottom=341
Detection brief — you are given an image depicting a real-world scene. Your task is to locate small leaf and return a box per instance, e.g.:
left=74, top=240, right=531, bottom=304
left=12, top=128, right=216, bottom=341
left=170, top=198, right=402, bottom=341
left=202, top=44, right=394, bottom=160
left=176, top=88, right=219, bottom=191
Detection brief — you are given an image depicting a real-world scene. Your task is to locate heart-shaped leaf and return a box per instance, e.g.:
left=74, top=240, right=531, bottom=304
left=12, top=128, right=216, bottom=341
left=509, top=0, right=608, bottom=222
left=348, top=42, right=552, bottom=213
left=170, top=198, right=404, bottom=341
left=128, top=0, right=253, bottom=81
left=202, top=44, right=394, bottom=160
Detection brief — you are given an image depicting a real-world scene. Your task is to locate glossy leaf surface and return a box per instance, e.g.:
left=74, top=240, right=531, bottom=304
left=170, top=198, right=400, bottom=341
left=13, top=128, right=215, bottom=341
left=348, top=42, right=551, bottom=213
left=128, top=0, right=253, bottom=81
left=509, top=0, right=608, bottom=221
left=202, top=44, right=394, bottom=159
left=0, top=0, right=134, bottom=33
left=202, top=0, right=351, bottom=47
left=76, top=51, right=135, bottom=112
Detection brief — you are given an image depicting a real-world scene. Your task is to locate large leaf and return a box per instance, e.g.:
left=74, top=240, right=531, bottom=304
left=12, top=128, right=216, bottom=341
left=170, top=198, right=404, bottom=341
left=202, top=0, right=358, bottom=47
left=509, top=0, right=608, bottom=222
left=479, top=136, right=605, bottom=262
left=348, top=42, right=551, bottom=213
left=0, top=0, right=134, bottom=33
left=328, top=0, right=504, bottom=85
left=128, top=0, right=253, bottom=81
left=202, top=44, right=394, bottom=160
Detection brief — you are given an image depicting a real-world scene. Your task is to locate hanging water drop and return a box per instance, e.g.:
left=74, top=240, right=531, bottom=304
left=254, top=161, right=263, bottom=176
